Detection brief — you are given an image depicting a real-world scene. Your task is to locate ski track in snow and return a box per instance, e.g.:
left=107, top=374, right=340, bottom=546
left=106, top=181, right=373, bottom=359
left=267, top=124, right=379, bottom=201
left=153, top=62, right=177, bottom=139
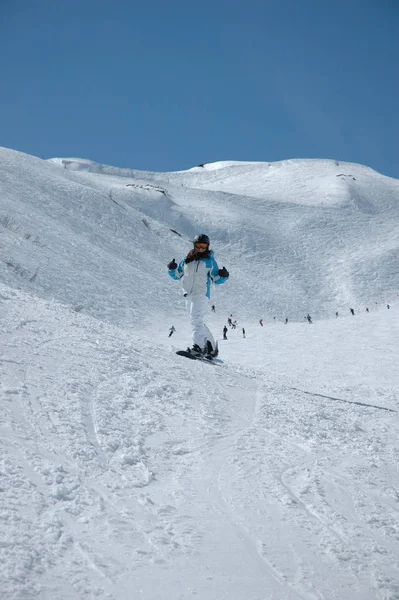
left=1, top=289, right=399, bottom=599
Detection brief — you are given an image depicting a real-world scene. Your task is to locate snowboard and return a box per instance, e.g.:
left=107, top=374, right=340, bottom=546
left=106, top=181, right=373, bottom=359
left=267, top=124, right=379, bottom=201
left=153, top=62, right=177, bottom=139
left=176, top=350, right=223, bottom=366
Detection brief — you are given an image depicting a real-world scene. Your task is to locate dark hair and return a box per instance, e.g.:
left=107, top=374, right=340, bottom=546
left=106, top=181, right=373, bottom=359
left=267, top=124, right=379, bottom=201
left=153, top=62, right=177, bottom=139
left=185, top=248, right=211, bottom=263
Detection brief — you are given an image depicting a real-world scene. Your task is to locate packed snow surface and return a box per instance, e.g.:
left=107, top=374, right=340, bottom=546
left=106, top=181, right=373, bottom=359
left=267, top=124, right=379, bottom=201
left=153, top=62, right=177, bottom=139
left=1, top=147, right=399, bottom=599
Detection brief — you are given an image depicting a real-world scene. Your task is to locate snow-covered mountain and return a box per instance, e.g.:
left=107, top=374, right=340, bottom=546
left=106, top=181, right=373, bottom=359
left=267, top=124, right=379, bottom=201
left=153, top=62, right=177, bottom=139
left=1, top=147, right=399, bottom=600
left=2, top=147, right=399, bottom=325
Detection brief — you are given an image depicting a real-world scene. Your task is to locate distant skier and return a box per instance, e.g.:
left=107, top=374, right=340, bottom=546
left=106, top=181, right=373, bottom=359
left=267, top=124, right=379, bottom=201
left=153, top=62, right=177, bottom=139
left=242, top=327, right=246, bottom=338
left=168, top=234, right=229, bottom=358
left=227, top=317, right=232, bottom=327
left=335, top=311, right=339, bottom=318
left=223, top=325, right=228, bottom=340
left=211, top=304, right=216, bottom=312
left=366, top=307, right=369, bottom=313
left=168, top=325, right=176, bottom=337
left=387, top=304, right=391, bottom=309
left=285, top=318, right=288, bottom=324
left=350, top=308, right=355, bottom=315
left=259, top=319, right=263, bottom=326
left=306, top=314, right=312, bottom=324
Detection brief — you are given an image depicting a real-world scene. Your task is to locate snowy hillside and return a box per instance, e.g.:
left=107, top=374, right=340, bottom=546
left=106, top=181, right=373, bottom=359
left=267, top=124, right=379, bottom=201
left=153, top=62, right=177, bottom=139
left=2, top=147, right=399, bottom=324
left=1, top=147, right=399, bottom=600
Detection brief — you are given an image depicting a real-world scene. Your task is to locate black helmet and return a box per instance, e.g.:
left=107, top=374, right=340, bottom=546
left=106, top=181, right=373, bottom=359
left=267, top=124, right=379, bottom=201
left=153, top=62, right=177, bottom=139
left=193, top=233, right=210, bottom=246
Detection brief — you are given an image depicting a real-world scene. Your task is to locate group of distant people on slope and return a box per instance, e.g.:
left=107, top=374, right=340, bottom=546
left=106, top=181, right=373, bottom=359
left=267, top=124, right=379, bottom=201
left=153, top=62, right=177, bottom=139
left=223, top=316, right=246, bottom=339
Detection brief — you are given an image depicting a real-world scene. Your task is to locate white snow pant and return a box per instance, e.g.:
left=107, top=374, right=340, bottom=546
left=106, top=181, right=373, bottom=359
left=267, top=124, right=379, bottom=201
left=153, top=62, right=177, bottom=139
left=186, top=294, right=215, bottom=350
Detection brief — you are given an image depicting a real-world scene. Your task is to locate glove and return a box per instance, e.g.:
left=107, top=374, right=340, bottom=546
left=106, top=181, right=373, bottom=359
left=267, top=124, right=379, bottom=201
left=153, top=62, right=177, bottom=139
left=218, top=266, right=229, bottom=278
left=168, top=258, right=178, bottom=270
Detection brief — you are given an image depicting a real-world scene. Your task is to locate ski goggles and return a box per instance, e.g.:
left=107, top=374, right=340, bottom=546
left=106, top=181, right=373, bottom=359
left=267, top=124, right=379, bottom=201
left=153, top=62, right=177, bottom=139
left=194, top=243, right=208, bottom=249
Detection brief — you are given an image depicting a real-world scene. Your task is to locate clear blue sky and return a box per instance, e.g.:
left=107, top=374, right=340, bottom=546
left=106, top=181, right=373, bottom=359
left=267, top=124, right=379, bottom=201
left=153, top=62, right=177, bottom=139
left=1, top=0, right=398, bottom=177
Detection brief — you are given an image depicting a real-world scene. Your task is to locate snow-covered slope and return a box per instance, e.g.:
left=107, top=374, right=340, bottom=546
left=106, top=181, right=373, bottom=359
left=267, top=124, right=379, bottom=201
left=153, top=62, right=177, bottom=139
left=2, top=280, right=399, bottom=600
left=1, top=147, right=399, bottom=600
left=2, top=148, right=399, bottom=326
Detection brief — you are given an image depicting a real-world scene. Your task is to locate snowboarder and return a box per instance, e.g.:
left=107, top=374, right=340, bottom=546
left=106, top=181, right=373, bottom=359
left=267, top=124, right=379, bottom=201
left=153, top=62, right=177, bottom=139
left=168, top=234, right=229, bottom=357
left=168, top=325, right=176, bottom=337
left=223, top=325, right=228, bottom=340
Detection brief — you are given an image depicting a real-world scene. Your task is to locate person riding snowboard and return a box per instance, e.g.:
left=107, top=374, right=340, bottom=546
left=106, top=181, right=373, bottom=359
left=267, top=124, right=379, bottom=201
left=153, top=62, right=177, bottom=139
left=167, top=234, right=229, bottom=358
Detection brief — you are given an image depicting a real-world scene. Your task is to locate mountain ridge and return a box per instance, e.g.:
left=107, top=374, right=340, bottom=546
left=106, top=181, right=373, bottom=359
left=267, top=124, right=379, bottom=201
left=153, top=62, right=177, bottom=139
left=1, top=146, right=398, bottom=326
